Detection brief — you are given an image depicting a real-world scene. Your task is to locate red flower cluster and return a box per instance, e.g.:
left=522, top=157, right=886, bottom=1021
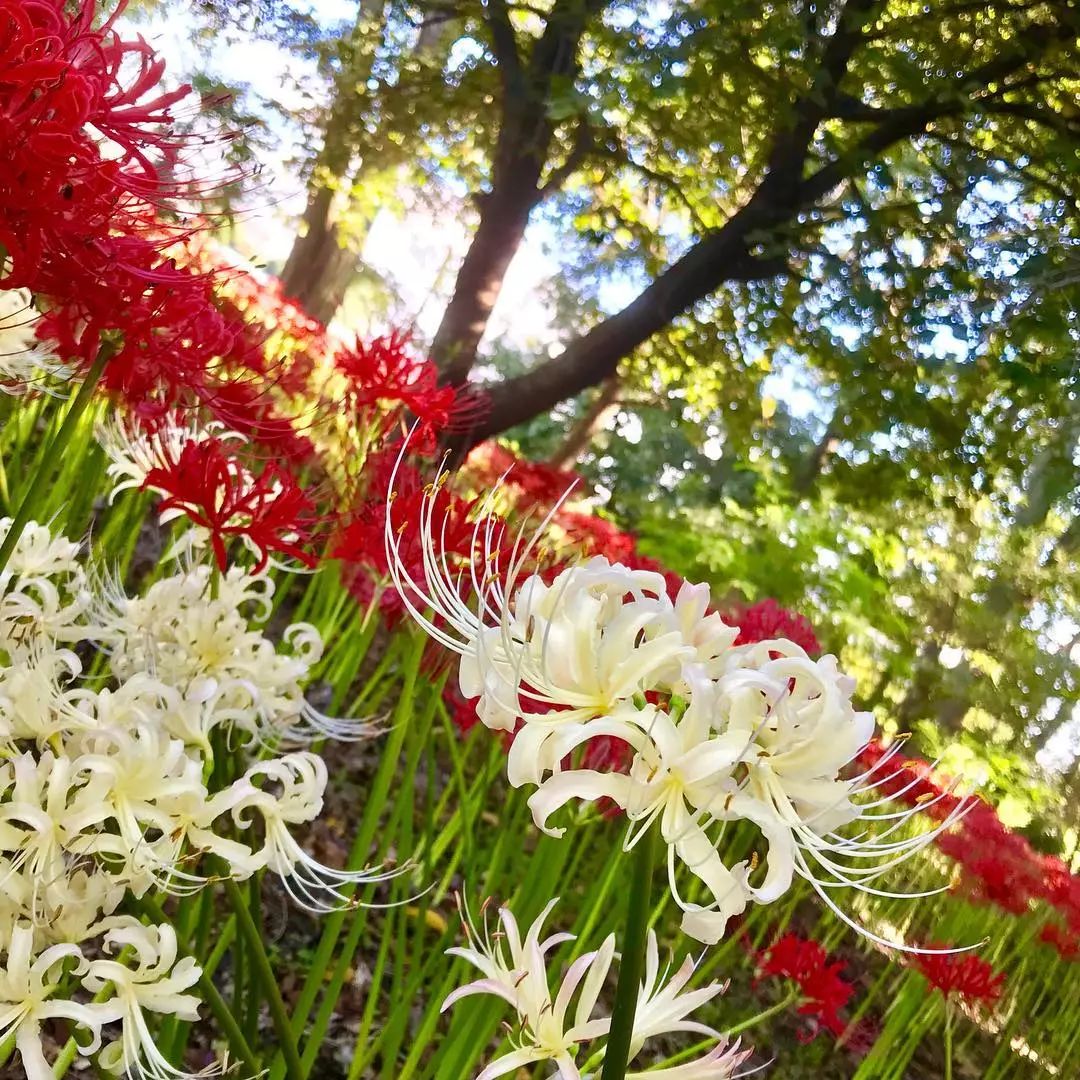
left=197, top=380, right=316, bottom=467
left=0, top=0, right=261, bottom=409
left=143, top=437, right=317, bottom=572
left=728, top=597, right=821, bottom=656
left=857, top=739, right=1080, bottom=960
left=467, top=443, right=587, bottom=508
left=757, top=933, right=854, bottom=1038
left=1040, top=921, right=1080, bottom=962
left=912, top=947, right=1005, bottom=1007
left=0, top=0, right=190, bottom=288
left=336, top=331, right=458, bottom=450
left=332, top=461, right=482, bottom=625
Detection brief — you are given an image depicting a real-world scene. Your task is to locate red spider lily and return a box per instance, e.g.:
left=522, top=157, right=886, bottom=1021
left=443, top=687, right=484, bottom=737
left=467, top=443, right=586, bottom=508
left=757, top=933, right=854, bottom=1038
left=333, top=476, right=481, bottom=627
left=859, top=737, right=1080, bottom=928
left=838, top=1016, right=881, bottom=1059
left=198, top=379, right=316, bottom=467
left=912, top=947, right=1005, bottom=1008
left=0, top=0, right=194, bottom=289
left=143, top=438, right=317, bottom=572
left=728, top=598, right=821, bottom=656
left=554, top=509, right=638, bottom=564
left=1039, top=921, right=1080, bottom=962
left=335, top=331, right=456, bottom=447
left=38, top=245, right=241, bottom=406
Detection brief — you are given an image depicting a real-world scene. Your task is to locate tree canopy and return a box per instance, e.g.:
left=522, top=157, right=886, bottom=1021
left=161, top=0, right=1080, bottom=772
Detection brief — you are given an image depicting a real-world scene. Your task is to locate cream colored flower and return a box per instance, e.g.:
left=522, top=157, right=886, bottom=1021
left=0, top=290, right=67, bottom=394
left=444, top=898, right=751, bottom=1080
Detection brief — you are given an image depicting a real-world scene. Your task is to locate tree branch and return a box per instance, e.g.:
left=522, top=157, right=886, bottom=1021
left=484, top=0, right=526, bottom=105
left=539, top=118, right=593, bottom=194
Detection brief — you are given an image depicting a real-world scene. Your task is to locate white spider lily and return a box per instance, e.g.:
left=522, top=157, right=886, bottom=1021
left=0, top=642, right=83, bottom=743
left=622, top=1039, right=754, bottom=1079
left=527, top=687, right=757, bottom=944
left=388, top=462, right=972, bottom=949
left=0, top=519, right=90, bottom=646
left=96, top=412, right=244, bottom=504
left=85, top=921, right=220, bottom=1080
left=629, top=932, right=729, bottom=1058
left=0, top=926, right=115, bottom=1080
left=443, top=898, right=614, bottom=1080
left=100, top=559, right=368, bottom=745
left=445, top=899, right=753, bottom=1080
left=384, top=453, right=727, bottom=736
left=0, top=289, right=68, bottom=394
left=223, top=753, right=405, bottom=911
left=0, top=752, right=112, bottom=902
left=712, top=642, right=975, bottom=951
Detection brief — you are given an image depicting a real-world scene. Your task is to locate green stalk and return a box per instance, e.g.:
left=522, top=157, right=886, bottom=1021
left=132, top=896, right=259, bottom=1076
left=197, top=955, right=263, bottom=1078
left=224, top=877, right=304, bottom=1080
left=944, top=1002, right=954, bottom=1080
left=0, top=344, right=111, bottom=577
left=268, top=631, right=427, bottom=1080
left=600, top=824, right=659, bottom=1080
left=726, top=989, right=801, bottom=1039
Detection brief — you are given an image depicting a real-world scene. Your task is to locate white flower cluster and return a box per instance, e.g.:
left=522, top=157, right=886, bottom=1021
left=0, top=288, right=68, bottom=393
left=388, top=471, right=971, bottom=948
left=443, top=897, right=752, bottom=1080
left=0, top=518, right=380, bottom=1079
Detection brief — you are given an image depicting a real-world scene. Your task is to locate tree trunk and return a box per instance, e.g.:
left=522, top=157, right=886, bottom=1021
left=548, top=377, right=621, bottom=469
left=463, top=197, right=780, bottom=442
left=430, top=0, right=605, bottom=384
left=281, top=211, right=358, bottom=325
left=279, top=0, right=398, bottom=319
left=794, top=413, right=841, bottom=494
left=431, top=186, right=540, bottom=384
left=280, top=186, right=353, bottom=320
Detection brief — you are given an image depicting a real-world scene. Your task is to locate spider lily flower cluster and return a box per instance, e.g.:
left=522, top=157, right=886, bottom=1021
left=387, top=464, right=973, bottom=946
left=443, top=898, right=753, bottom=1079
left=0, top=517, right=382, bottom=1078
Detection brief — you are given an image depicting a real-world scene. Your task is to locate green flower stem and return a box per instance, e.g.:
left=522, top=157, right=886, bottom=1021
left=298, top=688, right=440, bottom=1078
left=944, top=1002, right=954, bottom=1080
left=243, top=875, right=263, bottom=1046
left=135, top=895, right=260, bottom=1077
left=726, top=988, right=802, bottom=1039
left=267, top=630, right=427, bottom=1080
left=0, top=343, right=111, bottom=577
left=224, top=876, right=304, bottom=1080
left=198, top=951, right=263, bottom=1078
left=601, top=824, right=660, bottom=1080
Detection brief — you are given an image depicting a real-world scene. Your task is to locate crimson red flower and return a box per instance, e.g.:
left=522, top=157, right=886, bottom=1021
left=554, top=509, right=638, bottom=564
left=443, top=687, right=484, bottom=737
left=1040, top=921, right=1080, bottom=962
left=757, top=933, right=854, bottom=1038
left=839, top=1016, right=881, bottom=1059
left=336, top=331, right=457, bottom=446
left=199, top=379, right=316, bottom=467
left=143, top=438, right=317, bottom=572
left=912, top=948, right=1005, bottom=1007
left=729, top=598, right=821, bottom=655
left=333, top=474, right=482, bottom=626
left=467, top=443, right=586, bottom=508
left=0, top=0, right=194, bottom=289
left=38, top=245, right=241, bottom=406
